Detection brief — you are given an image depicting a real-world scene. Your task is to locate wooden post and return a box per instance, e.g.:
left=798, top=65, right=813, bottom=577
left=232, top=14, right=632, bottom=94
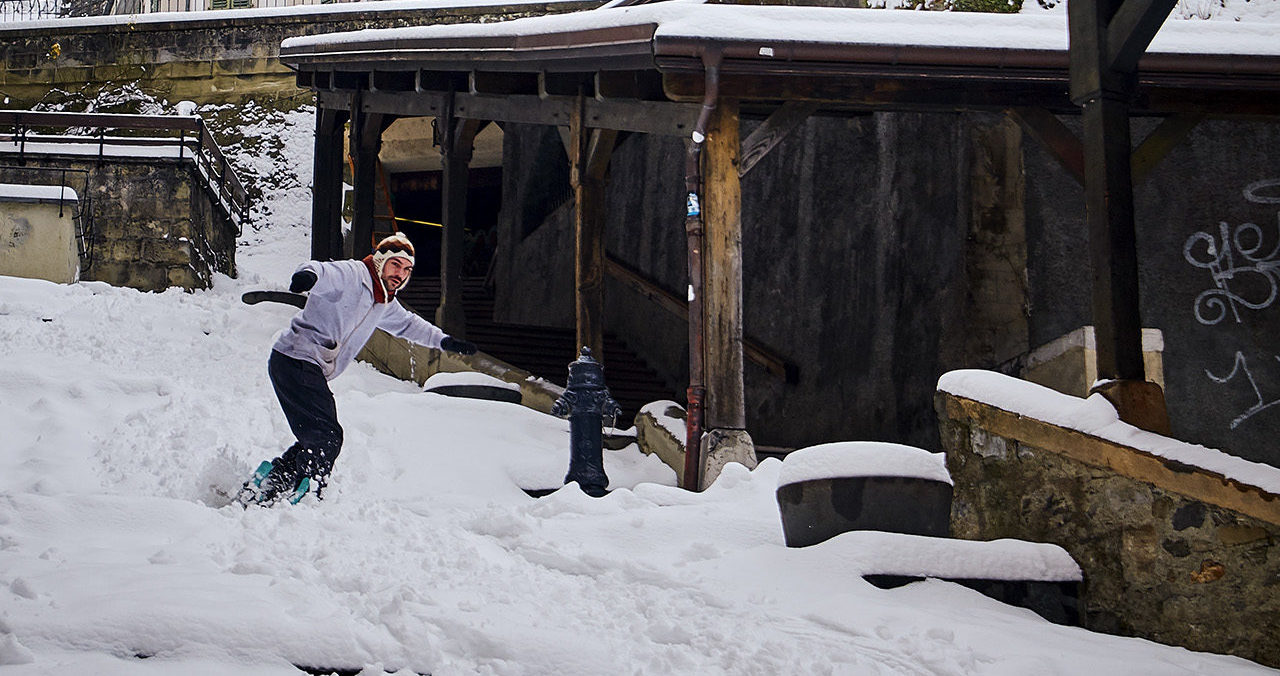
left=1069, top=0, right=1177, bottom=433
left=349, top=103, right=384, bottom=259
left=310, top=107, right=348, bottom=261
left=701, top=97, right=755, bottom=484
left=437, top=95, right=480, bottom=338
left=568, top=93, right=616, bottom=363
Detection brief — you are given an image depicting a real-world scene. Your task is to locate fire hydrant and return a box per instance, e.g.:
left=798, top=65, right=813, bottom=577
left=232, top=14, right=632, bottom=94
left=551, top=347, right=621, bottom=497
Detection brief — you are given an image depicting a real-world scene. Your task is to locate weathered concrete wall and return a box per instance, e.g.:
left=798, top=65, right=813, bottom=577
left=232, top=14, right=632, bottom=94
left=0, top=1, right=595, bottom=107
left=0, top=190, right=79, bottom=283
left=1024, top=117, right=1280, bottom=467
left=0, top=156, right=234, bottom=290
left=937, top=389, right=1279, bottom=668
left=496, top=112, right=1003, bottom=452
left=497, top=111, right=1280, bottom=469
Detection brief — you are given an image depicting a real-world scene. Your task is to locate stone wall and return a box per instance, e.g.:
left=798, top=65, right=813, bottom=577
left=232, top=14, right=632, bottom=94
left=0, top=1, right=597, bottom=108
left=0, top=156, right=235, bottom=290
left=936, top=389, right=1279, bottom=668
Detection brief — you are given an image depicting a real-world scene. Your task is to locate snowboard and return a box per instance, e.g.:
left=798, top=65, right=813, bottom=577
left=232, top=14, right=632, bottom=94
left=241, top=290, right=307, bottom=309
left=232, top=460, right=311, bottom=507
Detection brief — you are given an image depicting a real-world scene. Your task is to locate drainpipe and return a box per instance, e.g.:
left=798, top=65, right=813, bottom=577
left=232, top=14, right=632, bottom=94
left=682, top=48, right=721, bottom=491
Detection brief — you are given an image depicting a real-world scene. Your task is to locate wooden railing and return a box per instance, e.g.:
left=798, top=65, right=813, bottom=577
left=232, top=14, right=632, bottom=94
left=0, top=110, right=249, bottom=231
left=606, top=254, right=799, bottom=383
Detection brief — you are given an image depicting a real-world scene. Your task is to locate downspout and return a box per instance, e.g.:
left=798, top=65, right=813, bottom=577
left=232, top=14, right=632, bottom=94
left=682, top=48, right=721, bottom=491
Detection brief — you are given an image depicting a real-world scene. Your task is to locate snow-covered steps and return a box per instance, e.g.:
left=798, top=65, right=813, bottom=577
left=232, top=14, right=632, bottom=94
left=776, top=442, right=1082, bottom=625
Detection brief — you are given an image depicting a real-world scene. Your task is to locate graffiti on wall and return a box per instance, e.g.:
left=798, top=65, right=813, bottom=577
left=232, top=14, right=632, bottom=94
left=1185, top=178, right=1280, bottom=432
left=1205, top=351, right=1280, bottom=430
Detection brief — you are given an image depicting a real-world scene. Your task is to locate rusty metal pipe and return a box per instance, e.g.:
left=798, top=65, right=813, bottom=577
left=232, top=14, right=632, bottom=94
left=682, top=48, right=720, bottom=491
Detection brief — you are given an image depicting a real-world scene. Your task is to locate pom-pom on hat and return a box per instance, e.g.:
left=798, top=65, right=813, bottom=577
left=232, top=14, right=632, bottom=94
left=372, top=232, right=415, bottom=276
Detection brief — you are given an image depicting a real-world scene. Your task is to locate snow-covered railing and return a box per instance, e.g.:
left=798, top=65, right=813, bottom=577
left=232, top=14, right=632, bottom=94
left=0, top=110, right=249, bottom=232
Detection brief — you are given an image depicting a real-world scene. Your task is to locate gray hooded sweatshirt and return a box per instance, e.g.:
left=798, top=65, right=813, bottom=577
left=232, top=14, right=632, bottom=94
left=272, top=258, right=445, bottom=380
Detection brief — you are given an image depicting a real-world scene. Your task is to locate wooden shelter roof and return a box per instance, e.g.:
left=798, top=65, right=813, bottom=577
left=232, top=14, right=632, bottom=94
left=279, top=3, right=1280, bottom=118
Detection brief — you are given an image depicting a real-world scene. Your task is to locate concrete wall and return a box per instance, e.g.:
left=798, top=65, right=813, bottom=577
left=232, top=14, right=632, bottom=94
left=495, top=112, right=1018, bottom=452
left=0, top=156, right=235, bottom=290
left=0, top=1, right=596, bottom=108
left=0, top=189, right=79, bottom=283
left=1024, top=117, right=1280, bottom=468
left=936, top=388, right=1279, bottom=668
left=495, top=112, right=1280, bottom=468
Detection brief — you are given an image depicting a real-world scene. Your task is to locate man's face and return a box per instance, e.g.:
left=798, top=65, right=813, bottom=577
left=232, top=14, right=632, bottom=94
left=381, top=256, right=412, bottom=292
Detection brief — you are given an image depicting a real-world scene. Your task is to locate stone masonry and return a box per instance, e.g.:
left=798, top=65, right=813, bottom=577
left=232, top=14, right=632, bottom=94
left=0, top=156, right=236, bottom=290
left=936, top=390, right=1279, bottom=668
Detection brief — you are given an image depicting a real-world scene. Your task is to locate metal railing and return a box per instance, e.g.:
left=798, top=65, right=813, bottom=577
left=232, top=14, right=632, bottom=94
left=1, top=0, right=352, bottom=20
left=0, top=110, right=250, bottom=232
left=0, top=163, right=95, bottom=271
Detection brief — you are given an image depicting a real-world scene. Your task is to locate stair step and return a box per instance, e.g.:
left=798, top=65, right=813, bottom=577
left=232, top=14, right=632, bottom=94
left=398, top=276, right=678, bottom=421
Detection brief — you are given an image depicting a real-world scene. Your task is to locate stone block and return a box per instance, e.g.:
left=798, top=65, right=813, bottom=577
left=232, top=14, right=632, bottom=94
left=635, top=402, right=687, bottom=484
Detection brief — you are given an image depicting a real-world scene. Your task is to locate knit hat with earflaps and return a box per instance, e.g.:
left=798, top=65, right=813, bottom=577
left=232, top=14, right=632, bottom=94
left=371, top=232, right=415, bottom=279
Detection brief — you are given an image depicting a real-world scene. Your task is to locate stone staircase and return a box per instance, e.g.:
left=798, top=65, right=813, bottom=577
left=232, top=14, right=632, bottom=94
left=397, top=276, right=677, bottom=424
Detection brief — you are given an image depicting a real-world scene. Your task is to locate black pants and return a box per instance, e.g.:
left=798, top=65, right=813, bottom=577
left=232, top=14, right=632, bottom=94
left=268, top=349, right=343, bottom=486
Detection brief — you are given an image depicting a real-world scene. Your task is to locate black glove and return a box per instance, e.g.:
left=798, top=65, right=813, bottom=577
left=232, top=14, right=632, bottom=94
left=440, top=336, right=477, bottom=356
left=289, top=270, right=317, bottom=293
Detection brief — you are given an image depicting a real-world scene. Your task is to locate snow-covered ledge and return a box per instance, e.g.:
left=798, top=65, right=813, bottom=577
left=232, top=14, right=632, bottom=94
left=935, top=369, right=1280, bottom=666
left=357, top=328, right=564, bottom=414
left=937, top=369, right=1280, bottom=523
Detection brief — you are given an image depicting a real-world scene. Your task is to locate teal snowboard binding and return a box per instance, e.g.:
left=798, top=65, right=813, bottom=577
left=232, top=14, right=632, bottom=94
left=234, top=460, right=311, bottom=507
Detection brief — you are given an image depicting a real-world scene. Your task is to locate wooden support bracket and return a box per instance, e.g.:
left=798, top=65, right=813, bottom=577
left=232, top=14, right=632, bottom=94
left=738, top=101, right=820, bottom=178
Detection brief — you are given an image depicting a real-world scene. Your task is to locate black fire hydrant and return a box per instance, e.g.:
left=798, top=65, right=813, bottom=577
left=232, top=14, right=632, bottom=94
left=552, top=347, right=621, bottom=498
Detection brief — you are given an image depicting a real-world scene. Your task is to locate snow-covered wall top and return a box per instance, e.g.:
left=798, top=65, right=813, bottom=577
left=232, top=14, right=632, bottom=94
left=777, top=441, right=953, bottom=488
left=0, top=0, right=584, bottom=31
left=0, top=183, right=77, bottom=202
left=281, top=2, right=1280, bottom=57
left=937, top=370, right=1280, bottom=497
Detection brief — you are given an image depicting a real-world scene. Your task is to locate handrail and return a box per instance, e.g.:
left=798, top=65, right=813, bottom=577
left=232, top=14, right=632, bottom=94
left=0, top=110, right=250, bottom=231
left=605, top=254, right=799, bottom=383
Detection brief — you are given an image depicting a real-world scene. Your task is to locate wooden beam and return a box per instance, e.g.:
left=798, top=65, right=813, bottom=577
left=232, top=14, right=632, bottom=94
left=1008, top=107, right=1085, bottom=185
left=310, top=106, right=348, bottom=261
left=604, top=255, right=799, bottom=383
left=664, top=72, right=1078, bottom=113
left=569, top=93, right=615, bottom=363
left=349, top=101, right=384, bottom=259
left=703, top=98, right=747, bottom=429
left=437, top=94, right=482, bottom=339
left=738, top=101, right=819, bottom=178
left=1083, top=93, right=1145, bottom=381
left=1131, top=112, right=1203, bottom=182
left=356, top=90, right=698, bottom=136
left=1107, top=0, right=1180, bottom=73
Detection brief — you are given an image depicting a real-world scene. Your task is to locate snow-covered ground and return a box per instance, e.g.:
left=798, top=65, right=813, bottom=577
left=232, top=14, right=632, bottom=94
left=3, top=166, right=1277, bottom=676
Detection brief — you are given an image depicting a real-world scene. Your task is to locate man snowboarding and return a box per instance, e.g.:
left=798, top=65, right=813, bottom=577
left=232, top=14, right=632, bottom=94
left=238, top=232, right=477, bottom=506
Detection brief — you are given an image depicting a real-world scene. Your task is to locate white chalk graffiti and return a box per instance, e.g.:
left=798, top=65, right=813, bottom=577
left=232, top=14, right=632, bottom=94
left=1243, top=177, right=1280, bottom=205
left=1183, top=220, right=1280, bottom=325
left=1205, top=351, right=1280, bottom=430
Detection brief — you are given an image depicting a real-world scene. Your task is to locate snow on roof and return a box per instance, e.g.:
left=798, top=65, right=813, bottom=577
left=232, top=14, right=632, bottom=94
left=0, top=182, right=77, bottom=203
left=937, top=369, right=1280, bottom=497
left=281, top=2, right=1280, bottom=57
left=0, top=0, right=584, bottom=32
left=778, top=441, right=952, bottom=488
left=424, top=370, right=520, bottom=391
